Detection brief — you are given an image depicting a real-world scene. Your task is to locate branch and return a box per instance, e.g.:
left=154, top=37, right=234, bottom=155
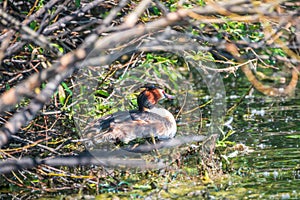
left=0, top=0, right=298, bottom=148
left=0, top=134, right=209, bottom=174
left=0, top=8, right=59, bottom=55
left=0, top=6, right=190, bottom=147
left=42, top=0, right=105, bottom=35
left=125, top=135, right=208, bottom=153
left=0, top=151, right=166, bottom=175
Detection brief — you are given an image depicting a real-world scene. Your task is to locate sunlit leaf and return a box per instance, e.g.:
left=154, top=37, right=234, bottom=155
left=58, top=85, right=66, bottom=105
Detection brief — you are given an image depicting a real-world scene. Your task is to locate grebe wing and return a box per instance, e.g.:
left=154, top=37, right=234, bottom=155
left=109, top=117, right=167, bottom=143
left=86, top=110, right=164, bottom=131
left=84, top=110, right=137, bottom=132
left=83, top=111, right=170, bottom=143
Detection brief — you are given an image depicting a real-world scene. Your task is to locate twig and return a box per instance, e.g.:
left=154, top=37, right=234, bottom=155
left=0, top=151, right=166, bottom=174
left=11, top=135, right=60, bottom=154
left=96, top=0, right=129, bottom=34
left=124, top=0, right=153, bottom=27
left=42, top=0, right=105, bottom=35
left=125, top=135, right=207, bottom=153
left=0, top=8, right=59, bottom=55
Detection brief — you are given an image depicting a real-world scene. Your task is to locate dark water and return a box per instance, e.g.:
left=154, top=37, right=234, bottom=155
left=213, top=94, right=300, bottom=199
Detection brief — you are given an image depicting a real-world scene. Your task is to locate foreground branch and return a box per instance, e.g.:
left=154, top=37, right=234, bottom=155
left=0, top=135, right=208, bottom=174
left=0, top=151, right=165, bottom=175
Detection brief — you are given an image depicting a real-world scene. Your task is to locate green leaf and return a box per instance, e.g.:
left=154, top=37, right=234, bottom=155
left=95, top=90, right=109, bottom=97
left=151, top=6, right=160, bottom=15
left=29, top=21, right=37, bottom=30
left=58, top=85, right=66, bottom=105
left=61, top=82, right=73, bottom=96
left=286, top=135, right=300, bottom=139
left=75, top=0, right=81, bottom=8
left=50, top=43, right=64, bottom=54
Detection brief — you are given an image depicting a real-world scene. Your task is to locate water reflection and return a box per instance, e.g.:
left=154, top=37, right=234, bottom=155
left=219, top=93, right=300, bottom=199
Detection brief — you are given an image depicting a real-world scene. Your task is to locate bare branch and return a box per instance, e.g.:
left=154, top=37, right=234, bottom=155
left=0, top=8, right=59, bottom=55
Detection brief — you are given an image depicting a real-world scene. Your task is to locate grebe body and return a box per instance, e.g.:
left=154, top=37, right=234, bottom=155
left=84, top=85, right=176, bottom=144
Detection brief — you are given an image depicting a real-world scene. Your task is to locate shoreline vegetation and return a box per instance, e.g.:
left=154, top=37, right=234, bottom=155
left=0, top=0, right=298, bottom=198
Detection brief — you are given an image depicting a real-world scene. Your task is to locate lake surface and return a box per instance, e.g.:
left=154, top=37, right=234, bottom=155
left=209, top=92, right=300, bottom=199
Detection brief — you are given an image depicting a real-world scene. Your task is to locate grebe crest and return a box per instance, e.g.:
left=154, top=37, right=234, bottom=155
left=137, top=85, right=174, bottom=111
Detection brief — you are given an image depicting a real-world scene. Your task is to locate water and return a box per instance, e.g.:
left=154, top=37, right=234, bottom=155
left=213, top=94, right=300, bottom=199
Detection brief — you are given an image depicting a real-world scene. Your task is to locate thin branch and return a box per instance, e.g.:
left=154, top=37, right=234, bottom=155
left=0, top=8, right=59, bottom=55
left=42, top=0, right=105, bottom=35
left=0, top=151, right=166, bottom=174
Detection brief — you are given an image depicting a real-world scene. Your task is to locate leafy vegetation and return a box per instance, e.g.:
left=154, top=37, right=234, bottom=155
left=0, top=0, right=298, bottom=198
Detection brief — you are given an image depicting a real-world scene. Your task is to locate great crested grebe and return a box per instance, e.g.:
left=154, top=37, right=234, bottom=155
left=83, top=85, right=177, bottom=145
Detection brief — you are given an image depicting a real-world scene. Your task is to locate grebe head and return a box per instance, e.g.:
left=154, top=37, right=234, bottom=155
left=137, top=85, right=174, bottom=111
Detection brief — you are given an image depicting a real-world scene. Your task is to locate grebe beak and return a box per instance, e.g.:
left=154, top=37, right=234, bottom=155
left=163, top=91, right=175, bottom=100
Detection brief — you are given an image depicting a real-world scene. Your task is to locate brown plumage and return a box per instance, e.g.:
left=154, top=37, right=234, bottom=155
left=83, top=85, right=176, bottom=145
